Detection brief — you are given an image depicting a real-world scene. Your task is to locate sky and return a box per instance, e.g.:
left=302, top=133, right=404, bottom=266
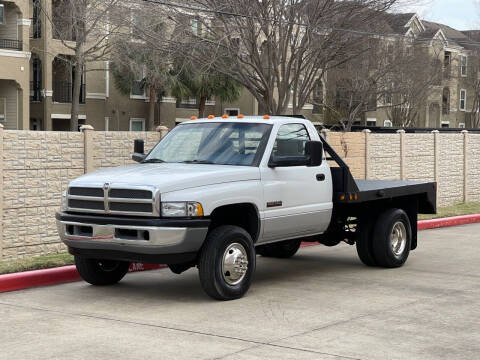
left=405, top=0, right=478, bottom=30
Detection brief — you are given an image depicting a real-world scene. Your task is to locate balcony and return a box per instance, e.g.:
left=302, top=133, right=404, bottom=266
left=52, top=81, right=86, bottom=104
left=0, top=39, right=23, bottom=51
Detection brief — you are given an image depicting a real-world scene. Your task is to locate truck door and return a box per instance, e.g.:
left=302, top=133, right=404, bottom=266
left=259, top=123, right=333, bottom=243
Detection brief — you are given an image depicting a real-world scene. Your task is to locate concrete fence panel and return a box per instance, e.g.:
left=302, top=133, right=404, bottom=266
left=368, top=134, right=401, bottom=180
left=1, top=130, right=84, bottom=260
left=0, top=126, right=479, bottom=261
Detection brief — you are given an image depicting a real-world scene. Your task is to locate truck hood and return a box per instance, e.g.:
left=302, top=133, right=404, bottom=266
left=69, top=163, right=260, bottom=193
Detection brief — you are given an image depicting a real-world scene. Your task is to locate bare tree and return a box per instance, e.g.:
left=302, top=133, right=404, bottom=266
left=465, top=49, right=480, bottom=128
left=166, top=0, right=401, bottom=116
left=45, top=0, right=125, bottom=130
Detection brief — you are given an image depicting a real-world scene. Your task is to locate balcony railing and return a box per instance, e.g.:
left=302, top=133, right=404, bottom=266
left=176, top=98, right=198, bottom=109
left=0, top=39, right=23, bottom=51
left=52, top=81, right=86, bottom=104
left=30, top=81, right=43, bottom=102
left=30, top=18, right=42, bottom=39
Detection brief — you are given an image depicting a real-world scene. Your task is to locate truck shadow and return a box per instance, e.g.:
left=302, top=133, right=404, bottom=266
left=72, top=248, right=370, bottom=303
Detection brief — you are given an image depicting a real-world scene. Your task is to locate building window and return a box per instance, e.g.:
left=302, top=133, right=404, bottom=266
left=191, top=18, right=199, bottom=35
left=460, top=89, right=467, bottom=111
left=130, top=118, right=145, bottom=132
left=366, top=118, right=377, bottom=127
left=0, top=98, right=5, bottom=122
left=131, top=67, right=146, bottom=98
left=442, top=88, right=450, bottom=115
left=225, top=108, right=240, bottom=117
left=383, top=120, right=393, bottom=127
left=459, top=123, right=466, bottom=129
left=460, top=56, right=467, bottom=77
left=0, top=4, right=4, bottom=25
left=441, top=121, right=450, bottom=128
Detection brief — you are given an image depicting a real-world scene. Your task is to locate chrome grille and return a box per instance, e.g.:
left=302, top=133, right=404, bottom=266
left=66, top=185, right=158, bottom=216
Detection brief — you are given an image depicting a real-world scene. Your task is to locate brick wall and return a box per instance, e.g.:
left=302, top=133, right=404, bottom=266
left=0, top=126, right=479, bottom=261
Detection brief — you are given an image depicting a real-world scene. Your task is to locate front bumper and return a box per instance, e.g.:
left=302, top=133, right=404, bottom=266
left=56, top=212, right=210, bottom=262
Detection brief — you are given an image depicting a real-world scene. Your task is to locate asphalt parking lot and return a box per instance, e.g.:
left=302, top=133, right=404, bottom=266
left=1, top=224, right=479, bottom=360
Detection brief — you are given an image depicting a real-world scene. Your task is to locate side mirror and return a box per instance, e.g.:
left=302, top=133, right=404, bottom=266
left=132, top=139, right=146, bottom=163
left=305, top=141, right=323, bottom=167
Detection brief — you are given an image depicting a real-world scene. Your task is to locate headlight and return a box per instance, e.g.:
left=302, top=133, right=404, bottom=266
left=61, top=191, right=68, bottom=211
left=161, top=202, right=204, bottom=217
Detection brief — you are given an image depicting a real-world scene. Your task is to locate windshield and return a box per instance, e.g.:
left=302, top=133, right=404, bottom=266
left=145, top=122, right=272, bottom=166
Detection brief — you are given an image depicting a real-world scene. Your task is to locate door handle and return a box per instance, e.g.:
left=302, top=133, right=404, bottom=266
left=316, top=174, right=325, bottom=181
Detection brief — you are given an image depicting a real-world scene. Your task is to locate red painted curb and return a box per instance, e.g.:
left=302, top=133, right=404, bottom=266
left=0, top=263, right=167, bottom=293
left=0, top=266, right=80, bottom=293
left=417, top=214, right=480, bottom=230
left=1, top=214, right=479, bottom=294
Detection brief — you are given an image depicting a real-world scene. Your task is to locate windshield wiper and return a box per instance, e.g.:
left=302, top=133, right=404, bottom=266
left=181, top=159, right=216, bottom=164
left=142, top=158, right=165, bottom=164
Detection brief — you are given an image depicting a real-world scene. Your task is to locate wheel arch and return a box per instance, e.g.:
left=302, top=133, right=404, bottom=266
left=209, top=203, right=261, bottom=243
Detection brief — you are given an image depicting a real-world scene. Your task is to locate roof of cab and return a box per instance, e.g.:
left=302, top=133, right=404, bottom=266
left=180, top=115, right=310, bottom=125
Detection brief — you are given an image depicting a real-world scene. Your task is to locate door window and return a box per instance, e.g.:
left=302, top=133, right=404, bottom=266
left=272, top=124, right=310, bottom=157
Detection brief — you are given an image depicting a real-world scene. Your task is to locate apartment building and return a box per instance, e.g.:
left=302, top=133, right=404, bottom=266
left=0, top=0, right=30, bottom=130
left=0, top=0, right=256, bottom=132
left=312, top=13, right=480, bottom=129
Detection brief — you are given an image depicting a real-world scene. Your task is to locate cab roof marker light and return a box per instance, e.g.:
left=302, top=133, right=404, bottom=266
left=263, top=115, right=270, bottom=119
left=222, top=114, right=229, bottom=119
left=208, top=115, right=215, bottom=119
left=238, top=114, right=244, bottom=119
left=190, top=116, right=197, bottom=120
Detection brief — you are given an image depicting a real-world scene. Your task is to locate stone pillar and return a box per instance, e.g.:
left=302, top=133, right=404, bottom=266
left=0, top=124, right=3, bottom=259
left=432, top=130, right=440, bottom=184
left=156, top=126, right=169, bottom=139
left=462, top=130, right=469, bottom=203
left=363, top=129, right=371, bottom=180
left=81, top=125, right=95, bottom=173
left=397, top=129, right=406, bottom=180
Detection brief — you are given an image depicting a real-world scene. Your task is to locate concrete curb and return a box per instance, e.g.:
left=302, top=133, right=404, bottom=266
left=1, top=214, right=479, bottom=293
left=417, top=214, right=480, bottom=230
left=0, top=263, right=166, bottom=293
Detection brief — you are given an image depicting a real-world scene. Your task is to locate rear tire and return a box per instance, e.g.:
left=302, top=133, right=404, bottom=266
left=256, top=239, right=302, bottom=258
left=372, top=208, right=412, bottom=268
left=198, top=225, right=255, bottom=300
left=355, top=216, right=377, bottom=267
left=75, top=256, right=130, bottom=286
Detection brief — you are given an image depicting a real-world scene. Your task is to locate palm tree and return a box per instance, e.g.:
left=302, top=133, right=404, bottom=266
left=170, top=65, right=242, bottom=118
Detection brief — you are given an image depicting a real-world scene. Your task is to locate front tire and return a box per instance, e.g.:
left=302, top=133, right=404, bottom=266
left=256, top=239, right=302, bottom=258
left=372, top=208, right=412, bottom=268
left=198, top=225, right=256, bottom=300
left=75, top=256, right=130, bottom=286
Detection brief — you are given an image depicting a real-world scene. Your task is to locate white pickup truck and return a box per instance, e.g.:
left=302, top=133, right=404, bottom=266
left=56, top=116, right=436, bottom=300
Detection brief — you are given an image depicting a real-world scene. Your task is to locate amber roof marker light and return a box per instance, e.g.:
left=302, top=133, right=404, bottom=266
left=190, top=116, right=197, bottom=120
left=222, top=114, right=229, bottom=119
left=237, top=114, right=244, bottom=119
left=207, top=115, right=215, bottom=119
left=263, top=115, right=271, bottom=119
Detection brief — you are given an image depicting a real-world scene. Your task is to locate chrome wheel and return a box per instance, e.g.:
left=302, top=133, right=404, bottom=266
left=391, top=221, right=407, bottom=257
left=222, top=243, right=249, bottom=286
